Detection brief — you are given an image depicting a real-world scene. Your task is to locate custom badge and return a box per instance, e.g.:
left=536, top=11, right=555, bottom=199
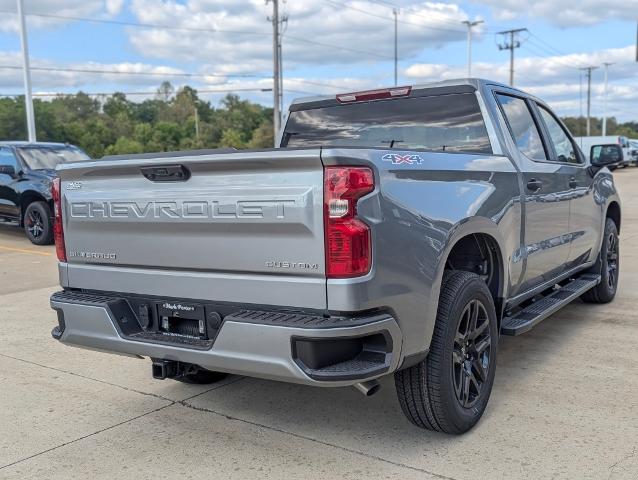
left=381, top=153, right=424, bottom=165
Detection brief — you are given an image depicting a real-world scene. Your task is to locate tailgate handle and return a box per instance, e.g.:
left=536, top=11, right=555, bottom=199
left=141, top=165, right=190, bottom=182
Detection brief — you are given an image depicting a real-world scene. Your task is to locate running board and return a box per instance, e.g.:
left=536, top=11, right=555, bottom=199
left=501, top=274, right=600, bottom=336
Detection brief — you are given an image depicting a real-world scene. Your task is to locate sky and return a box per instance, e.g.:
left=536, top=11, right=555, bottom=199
left=0, top=0, right=636, bottom=121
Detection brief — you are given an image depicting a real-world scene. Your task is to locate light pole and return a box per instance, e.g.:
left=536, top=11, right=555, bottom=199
left=462, top=20, right=483, bottom=77
left=16, top=0, right=36, bottom=142
left=393, top=8, right=398, bottom=85
left=602, top=62, right=614, bottom=136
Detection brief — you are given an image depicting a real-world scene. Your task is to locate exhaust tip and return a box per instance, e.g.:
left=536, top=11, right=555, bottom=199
left=354, top=380, right=381, bottom=397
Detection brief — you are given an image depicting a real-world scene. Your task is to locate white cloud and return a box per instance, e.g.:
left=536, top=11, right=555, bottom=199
left=127, top=0, right=470, bottom=68
left=404, top=44, right=638, bottom=119
left=0, top=52, right=192, bottom=89
left=0, top=0, right=125, bottom=32
left=105, top=0, right=124, bottom=16
left=477, top=0, right=638, bottom=27
left=405, top=45, right=636, bottom=86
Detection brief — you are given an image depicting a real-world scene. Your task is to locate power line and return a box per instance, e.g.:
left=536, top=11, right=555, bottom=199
left=2, top=9, right=394, bottom=61
left=0, top=63, right=347, bottom=93
left=527, top=31, right=571, bottom=58
left=523, top=39, right=583, bottom=69
left=0, top=64, right=271, bottom=79
left=363, top=0, right=485, bottom=30
left=521, top=44, right=583, bottom=70
left=0, top=87, right=277, bottom=97
left=0, top=9, right=271, bottom=37
left=324, top=0, right=467, bottom=34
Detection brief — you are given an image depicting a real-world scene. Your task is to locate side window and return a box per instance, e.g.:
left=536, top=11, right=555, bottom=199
left=0, top=148, right=18, bottom=169
left=537, top=105, right=580, bottom=164
left=495, top=94, right=547, bottom=161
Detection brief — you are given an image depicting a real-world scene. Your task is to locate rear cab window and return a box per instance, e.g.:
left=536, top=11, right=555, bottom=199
left=282, top=92, right=493, bottom=155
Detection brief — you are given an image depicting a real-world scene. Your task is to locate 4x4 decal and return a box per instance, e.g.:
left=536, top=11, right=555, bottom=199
left=382, top=153, right=424, bottom=165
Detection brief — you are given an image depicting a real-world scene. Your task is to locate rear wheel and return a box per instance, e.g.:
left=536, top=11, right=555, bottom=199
left=23, top=201, right=53, bottom=245
left=395, top=271, right=498, bottom=434
left=581, top=217, right=619, bottom=304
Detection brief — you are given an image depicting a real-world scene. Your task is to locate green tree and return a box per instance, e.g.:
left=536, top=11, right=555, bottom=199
left=219, top=128, right=245, bottom=148
left=0, top=84, right=278, bottom=156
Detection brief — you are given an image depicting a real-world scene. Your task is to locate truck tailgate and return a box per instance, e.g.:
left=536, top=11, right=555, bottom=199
left=57, top=149, right=327, bottom=308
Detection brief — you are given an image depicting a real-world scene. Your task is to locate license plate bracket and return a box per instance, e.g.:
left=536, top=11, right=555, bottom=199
left=156, top=301, right=207, bottom=339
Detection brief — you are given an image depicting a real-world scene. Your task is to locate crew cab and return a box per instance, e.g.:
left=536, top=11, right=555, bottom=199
left=0, top=142, right=90, bottom=244
left=49, top=79, right=621, bottom=434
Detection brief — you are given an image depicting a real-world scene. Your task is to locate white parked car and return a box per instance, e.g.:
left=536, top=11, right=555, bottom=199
left=574, top=135, right=633, bottom=167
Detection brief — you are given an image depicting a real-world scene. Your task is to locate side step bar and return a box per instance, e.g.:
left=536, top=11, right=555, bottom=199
left=501, top=274, right=600, bottom=336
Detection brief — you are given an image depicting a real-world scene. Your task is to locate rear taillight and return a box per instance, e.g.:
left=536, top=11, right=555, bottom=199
left=324, top=167, right=374, bottom=278
left=51, top=177, right=66, bottom=262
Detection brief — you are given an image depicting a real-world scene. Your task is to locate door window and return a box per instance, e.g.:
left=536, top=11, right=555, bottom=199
left=495, top=94, right=547, bottom=161
left=537, top=106, right=580, bottom=164
left=0, top=148, right=18, bottom=171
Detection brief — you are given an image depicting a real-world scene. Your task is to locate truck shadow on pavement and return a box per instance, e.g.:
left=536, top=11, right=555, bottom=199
left=174, top=297, right=615, bottom=450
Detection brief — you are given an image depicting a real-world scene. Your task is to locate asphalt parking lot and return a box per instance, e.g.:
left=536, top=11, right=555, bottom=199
left=1, top=170, right=637, bottom=480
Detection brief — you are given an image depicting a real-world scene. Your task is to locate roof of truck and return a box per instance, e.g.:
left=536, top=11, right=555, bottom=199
left=0, top=141, right=72, bottom=147
left=289, top=78, right=523, bottom=109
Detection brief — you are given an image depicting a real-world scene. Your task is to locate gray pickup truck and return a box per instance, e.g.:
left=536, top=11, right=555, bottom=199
left=50, top=79, right=621, bottom=434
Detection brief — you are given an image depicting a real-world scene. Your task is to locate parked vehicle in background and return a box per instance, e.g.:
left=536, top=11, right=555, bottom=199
left=628, top=139, right=638, bottom=164
left=574, top=135, right=633, bottom=167
left=50, top=79, right=621, bottom=434
left=0, top=142, right=90, bottom=245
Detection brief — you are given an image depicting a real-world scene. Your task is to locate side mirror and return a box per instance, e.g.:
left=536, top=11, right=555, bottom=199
left=591, top=144, right=623, bottom=167
left=0, top=164, right=16, bottom=177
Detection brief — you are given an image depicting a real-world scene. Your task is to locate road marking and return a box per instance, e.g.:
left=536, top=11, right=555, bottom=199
left=0, top=245, right=52, bottom=256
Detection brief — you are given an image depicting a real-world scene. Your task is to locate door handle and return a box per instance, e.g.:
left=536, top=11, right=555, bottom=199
left=569, top=177, right=578, bottom=189
left=526, top=179, right=543, bottom=192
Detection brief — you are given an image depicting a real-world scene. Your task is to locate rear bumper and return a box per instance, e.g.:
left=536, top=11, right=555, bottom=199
left=50, top=290, right=403, bottom=387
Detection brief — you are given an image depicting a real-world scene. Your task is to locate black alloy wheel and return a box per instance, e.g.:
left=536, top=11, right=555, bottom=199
left=605, top=230, right=618, bottom=291
left=581, top=217, right=619, bottom=304
left=394, top=270, right=498, bottom=434
left=452, top=299, right=492, bottom=409
left=23, top=201, right=53, bottom=245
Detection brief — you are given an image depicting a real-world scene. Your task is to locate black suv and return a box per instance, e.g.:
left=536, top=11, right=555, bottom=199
left=0, top=142, right=90, bottom=245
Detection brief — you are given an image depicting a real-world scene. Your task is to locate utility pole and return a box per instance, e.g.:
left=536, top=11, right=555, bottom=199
left=497, top=28, right=526, bottom=86
left=278, top=14, right=287, bottom=125
left=393, top=8, right=398, bottom=85
left=462, top=20, right=483, bottom=77
left=16, top=0, right=36, bottom=142
left=602, top=62, right=614, bottom=136
left=194, top=106, right=200, bottom=140
left=268, top=0, right=281, bottom=147
left=580, top=66, right=598, bottom=136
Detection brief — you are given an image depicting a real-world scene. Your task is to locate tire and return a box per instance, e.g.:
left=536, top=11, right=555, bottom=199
left=23, top=201, right=53, bottom=245
left=175, top=368, right=228, bottom=385
left=581, top=217, right=619, bottom=304
left=395, top=270, right=498, bottom=434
